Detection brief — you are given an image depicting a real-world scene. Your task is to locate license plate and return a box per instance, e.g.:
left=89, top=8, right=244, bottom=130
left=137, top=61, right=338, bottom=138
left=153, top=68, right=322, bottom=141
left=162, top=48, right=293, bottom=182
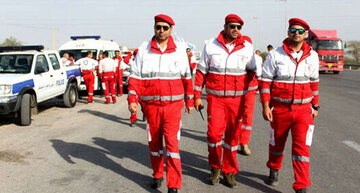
left=328, top=63, right=333, bottom=68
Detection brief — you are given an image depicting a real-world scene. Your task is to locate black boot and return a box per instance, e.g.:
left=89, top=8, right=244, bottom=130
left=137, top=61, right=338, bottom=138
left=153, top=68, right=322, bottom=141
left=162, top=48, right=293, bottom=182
left=266, top=169, right=279, bottom=186
left=295, top=188, right=307, bottom=193
left=168, top=188, right=178, bottom=193
left=150, top=177, right=163, bottom=189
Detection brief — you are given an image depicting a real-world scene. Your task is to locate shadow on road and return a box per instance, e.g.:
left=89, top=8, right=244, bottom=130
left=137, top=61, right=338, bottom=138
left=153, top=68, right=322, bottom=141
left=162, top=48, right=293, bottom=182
left=93, top=137, right=211, bottom=185
left=50, top=137, right=213, bottom=190
left=50, top=139, right=161, bottom=193
left=78, top=109, right=147, bottom=128
left=237, top=171, right=282, bottom=193
left=180, top=128, right=207, bottom=143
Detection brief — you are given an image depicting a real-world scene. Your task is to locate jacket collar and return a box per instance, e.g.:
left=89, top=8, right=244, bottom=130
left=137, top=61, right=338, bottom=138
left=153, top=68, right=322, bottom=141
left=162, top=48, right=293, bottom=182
left=282, top=38, right=311, bottom=64
left=216, top=30, right=245, bottom=54
left=150, top=35, right=177, bottom=54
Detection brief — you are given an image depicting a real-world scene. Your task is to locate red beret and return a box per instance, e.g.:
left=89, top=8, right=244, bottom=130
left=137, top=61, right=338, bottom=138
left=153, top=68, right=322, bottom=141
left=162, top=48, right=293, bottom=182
left=288, top=18, right=310, bottom=31
left=225, top=14, right=244, bottom=25
left=154, top=14, right=175, bottom=26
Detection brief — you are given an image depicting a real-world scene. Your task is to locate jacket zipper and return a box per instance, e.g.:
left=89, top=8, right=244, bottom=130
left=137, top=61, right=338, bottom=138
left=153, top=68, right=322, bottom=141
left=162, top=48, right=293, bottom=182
left=224, top=54, right=230, bottom=96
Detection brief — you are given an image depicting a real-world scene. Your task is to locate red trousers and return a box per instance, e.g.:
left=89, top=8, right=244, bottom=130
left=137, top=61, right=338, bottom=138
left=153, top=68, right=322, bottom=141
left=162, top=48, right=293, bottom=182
left=82, top=72, right=95, bottom=103
left=206, top=95, right=244, bottom=175
left=267, top=106, right=314, bottom=190
left=144, top=101, right=183, bottom=189
left=101, top=72, right=116, bottom=103
left=116, top=69, right=123, bottom=95
left=239, top=90, right=256, bottom=145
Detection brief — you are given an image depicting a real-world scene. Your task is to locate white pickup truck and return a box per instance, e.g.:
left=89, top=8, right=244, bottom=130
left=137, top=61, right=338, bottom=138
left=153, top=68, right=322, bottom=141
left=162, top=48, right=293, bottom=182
left=0, top=45, right=81, bottom=126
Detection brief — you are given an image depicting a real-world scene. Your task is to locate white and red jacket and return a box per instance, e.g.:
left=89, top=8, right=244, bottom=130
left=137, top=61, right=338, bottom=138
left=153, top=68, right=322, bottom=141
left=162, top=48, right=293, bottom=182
left=194, top=31, right=256, bottom=99
left=127, top=36, right=194, bottom=107
left=75, top=57, right=98, bottom=74
left=188, top=53, right=197, bottom=70
left=99, top=57, right=116, bottom=73
left=260, top=39, right=319, bottom=110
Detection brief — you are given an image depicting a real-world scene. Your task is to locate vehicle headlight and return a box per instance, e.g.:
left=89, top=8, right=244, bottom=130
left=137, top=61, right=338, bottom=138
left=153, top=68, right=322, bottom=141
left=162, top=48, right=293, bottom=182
left=0, top=85, right=12, bottom=95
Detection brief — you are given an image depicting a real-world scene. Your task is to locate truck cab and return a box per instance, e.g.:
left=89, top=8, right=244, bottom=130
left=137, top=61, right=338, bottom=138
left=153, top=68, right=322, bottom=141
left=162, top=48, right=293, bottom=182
left=0, top=45, right=81, bottom=125
left=307, top=30, right=344, bottom=74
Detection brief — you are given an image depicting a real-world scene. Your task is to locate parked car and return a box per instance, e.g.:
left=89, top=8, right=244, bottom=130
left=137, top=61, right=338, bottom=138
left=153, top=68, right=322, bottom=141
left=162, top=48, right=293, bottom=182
left=0, top=45, right=81, bottom=126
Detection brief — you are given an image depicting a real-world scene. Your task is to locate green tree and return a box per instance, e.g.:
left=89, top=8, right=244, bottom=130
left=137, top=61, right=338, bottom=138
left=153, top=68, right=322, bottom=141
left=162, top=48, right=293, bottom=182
left=346, top=41, right=360, bottom=64
left=0, top=37, right=23, bottom=47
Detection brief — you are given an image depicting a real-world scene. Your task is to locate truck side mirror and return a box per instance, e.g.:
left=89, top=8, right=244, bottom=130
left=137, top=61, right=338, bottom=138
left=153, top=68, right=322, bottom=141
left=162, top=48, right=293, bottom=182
left=344, top=42, right=347, bottom=48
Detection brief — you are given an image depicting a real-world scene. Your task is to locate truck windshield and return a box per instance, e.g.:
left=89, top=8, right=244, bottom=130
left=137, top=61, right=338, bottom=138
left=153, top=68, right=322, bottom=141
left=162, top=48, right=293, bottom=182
left=59, top=49, right=97, bottom=61
left=0, top=54, right=33, bottom=73
left=317, top=40, right=343, bottom=50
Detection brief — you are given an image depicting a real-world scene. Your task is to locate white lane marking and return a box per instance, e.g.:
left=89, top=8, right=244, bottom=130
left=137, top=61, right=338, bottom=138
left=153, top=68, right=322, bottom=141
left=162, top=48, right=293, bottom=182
left=343, top=141, right=360, bottom=153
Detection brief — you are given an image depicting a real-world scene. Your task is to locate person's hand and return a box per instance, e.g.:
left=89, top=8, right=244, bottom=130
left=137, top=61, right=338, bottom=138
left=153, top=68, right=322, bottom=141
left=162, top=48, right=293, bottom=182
left=262, top=103, right=273, bottom=122
left=312, top=110, right=318, bottom=120
left=194, top=99, right=204, bottom=112
left=129, top=103, right=137, bottom=113
left=185, top=106, right=193, bottom=114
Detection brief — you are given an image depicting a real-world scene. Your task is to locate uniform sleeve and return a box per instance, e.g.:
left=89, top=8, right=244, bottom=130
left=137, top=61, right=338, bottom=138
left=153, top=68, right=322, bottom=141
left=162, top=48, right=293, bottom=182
left=120, top=60, right=130, bottom=70
left=260, top=52, right=276, bottom=103
left=98, top=61, right=103, bottom=74
left=123, top=53, right=133, bottom=64
left=93, top=60, right=99, bottom=69
left=76, top=59, right=84, bottom=70
left=180, top=46, right=194, bottom=107
left=127, top=45, right=143, bottom=105
left=246, top=47, right=257, bottom=72
left=310, top=52, right=320, bottom=105
left=194, top=44, right=209, bottom=99
left=246, top=53, right=257, bottom=88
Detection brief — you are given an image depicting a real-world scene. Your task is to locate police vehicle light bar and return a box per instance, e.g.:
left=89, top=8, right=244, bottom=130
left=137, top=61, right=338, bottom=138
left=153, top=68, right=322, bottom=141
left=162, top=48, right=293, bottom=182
left=71, top=36, right=101, bottom=40
left=0, top=45, right=44, bottom=52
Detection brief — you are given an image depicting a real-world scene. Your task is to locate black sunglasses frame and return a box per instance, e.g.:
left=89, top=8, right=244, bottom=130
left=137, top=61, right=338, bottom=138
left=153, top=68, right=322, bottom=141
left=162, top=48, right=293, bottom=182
left=289, top=28, right=306, bottom=34
left=155, top=25, right=170, bottom=31
left=228, top=24, right=242, bottom=30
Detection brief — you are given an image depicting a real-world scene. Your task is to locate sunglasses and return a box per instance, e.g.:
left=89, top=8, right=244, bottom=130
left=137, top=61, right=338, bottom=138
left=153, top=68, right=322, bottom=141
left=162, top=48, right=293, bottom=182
left=289, top=28, right=306, bottom=34
left=228, top=24, right=242, bottom=30
left=155, top=25, right=170, bottom=31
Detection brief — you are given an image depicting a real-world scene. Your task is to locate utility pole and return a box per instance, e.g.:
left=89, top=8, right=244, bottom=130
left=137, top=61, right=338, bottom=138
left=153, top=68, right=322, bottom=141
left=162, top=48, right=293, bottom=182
left=52, top=29, right=56, bottom=50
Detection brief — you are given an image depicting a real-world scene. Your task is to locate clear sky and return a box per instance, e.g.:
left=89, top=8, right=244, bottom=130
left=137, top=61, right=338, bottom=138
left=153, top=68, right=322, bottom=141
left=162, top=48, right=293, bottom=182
left=0, top=0, right=359, bottom=51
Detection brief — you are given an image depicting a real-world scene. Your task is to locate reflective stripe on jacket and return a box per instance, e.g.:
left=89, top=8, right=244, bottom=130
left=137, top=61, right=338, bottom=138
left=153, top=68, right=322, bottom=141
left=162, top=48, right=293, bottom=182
left=260, top=39, right=319, bottom=107
left=194, top=31, right=257, bottom=99
left=127, top=36, right=194, bottom=107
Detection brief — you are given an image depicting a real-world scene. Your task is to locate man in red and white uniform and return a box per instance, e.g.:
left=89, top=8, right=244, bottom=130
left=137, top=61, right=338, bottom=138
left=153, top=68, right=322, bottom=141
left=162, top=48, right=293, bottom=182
left=99, top=51, right=117, bottom=103
left=239, top=37, right=263, bottom=156
left=261, top=18, right=319, bottom=193
left=124, top=49, right=140, bottom=127
left=186, top=48, right=197, bottom=76
left=127, top=14, right=193, bottom=193
left=194, top=14, right=256, bottom=188
left=61, top=52, right=72, bottom=66
left=76, top=51, right=98, bottom=103
left=113, top=50, right=124, bottom=96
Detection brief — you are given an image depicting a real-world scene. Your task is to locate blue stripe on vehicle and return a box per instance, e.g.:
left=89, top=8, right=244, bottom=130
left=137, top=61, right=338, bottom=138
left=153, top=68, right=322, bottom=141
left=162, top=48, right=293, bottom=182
left=66, top=68, right=81, bottom=79
left=12, top=79, right=35, bottom=94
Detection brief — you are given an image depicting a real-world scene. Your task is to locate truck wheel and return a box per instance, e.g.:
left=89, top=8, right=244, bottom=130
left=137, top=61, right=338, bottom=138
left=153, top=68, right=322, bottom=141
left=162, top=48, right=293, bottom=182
left=19, top=93, right=31, bottom=126
left=63, top=83, right=78, bottom=108
left=334, top=71, right=340, bottom=74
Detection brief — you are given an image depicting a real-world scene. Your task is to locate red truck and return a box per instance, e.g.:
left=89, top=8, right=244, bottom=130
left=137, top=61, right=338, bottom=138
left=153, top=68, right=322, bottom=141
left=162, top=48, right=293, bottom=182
left=306, top=29, right=344, bottom=74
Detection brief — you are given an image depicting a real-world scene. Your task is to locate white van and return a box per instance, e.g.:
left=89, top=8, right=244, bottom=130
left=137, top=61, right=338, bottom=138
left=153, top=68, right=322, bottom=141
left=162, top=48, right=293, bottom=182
left=58, top=36, right=120, bottom=91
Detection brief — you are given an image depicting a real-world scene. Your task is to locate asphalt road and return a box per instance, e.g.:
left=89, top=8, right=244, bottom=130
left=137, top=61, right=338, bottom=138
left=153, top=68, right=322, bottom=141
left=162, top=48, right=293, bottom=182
left=0, top=70, right=359, bottom=193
